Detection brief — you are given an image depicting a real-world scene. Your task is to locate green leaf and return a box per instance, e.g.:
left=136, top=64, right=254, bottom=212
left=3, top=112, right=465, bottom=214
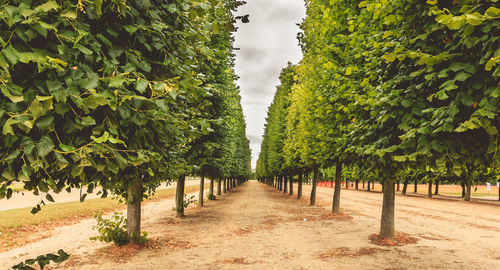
left=46, top=193, right=55, bottom=202
left=94, top=0, right=103, bottom=17
left=485, top=7, right=500, bottom=17
left=74, top=44, right=93, bottom=55
left=109, top=76, right=127, bottom=88
left=91, top=131, right=110, bottom=143
left=124, top=25, right=138, bottom=34
left=81, top=116, right=96, bottom=126
left=59, top=144, right=76, bottom=152
left=82, top=78, right=99, bottom=89
left=135, top=80, right=148, bottom=93
left=3, top=118, right=19, bottom=135
left=37, top=135, right=55, bottom=157
left=35, top=1, right=60, bottom=12
left=61, top=9, right=77, bottom=19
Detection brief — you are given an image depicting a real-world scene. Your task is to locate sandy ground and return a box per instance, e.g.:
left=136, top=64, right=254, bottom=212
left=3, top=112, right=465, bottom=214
left=0, top=180, right=201, bottom=211
left=3, top=181, right=500, bottom=270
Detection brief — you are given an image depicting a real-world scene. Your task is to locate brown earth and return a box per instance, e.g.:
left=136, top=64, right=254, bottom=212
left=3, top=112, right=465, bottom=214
left=3, top=181, right=500, bottom=270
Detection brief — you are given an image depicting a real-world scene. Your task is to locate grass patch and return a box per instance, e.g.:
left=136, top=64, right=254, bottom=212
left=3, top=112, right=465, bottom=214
left=0, top=183, right=208, bottom=229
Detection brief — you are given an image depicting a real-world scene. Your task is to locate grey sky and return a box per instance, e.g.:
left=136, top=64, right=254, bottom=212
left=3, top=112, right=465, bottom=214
left=234, top=0, right=306, bottom=169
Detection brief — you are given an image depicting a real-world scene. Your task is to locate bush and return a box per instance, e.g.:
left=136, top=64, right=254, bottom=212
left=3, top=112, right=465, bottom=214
left=173, top=195, right=197, bottom=212
left=207, top=193, right=216, bottom=200
left=90, top=212, right=130, bottom=246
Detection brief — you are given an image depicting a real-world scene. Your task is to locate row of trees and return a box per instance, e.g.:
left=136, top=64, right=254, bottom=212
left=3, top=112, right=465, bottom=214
left=0, top=0, right=251, bottom=243
left=257, top=0, right=499, bottom=240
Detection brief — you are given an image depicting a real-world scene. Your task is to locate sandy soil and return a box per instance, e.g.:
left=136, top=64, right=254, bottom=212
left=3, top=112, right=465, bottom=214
left=3, top=181, right=500, bottom=270
left=0, top=180, right=201, bottom=211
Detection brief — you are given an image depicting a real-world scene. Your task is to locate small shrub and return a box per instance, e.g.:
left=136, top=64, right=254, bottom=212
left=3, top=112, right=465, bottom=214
left=172, top=195, right=197, bottom=212
left=207, top=193, right=216, bottom=200
left=90, top=212, right=129, bottom=246
left=11, top=249, right=69, bottom=270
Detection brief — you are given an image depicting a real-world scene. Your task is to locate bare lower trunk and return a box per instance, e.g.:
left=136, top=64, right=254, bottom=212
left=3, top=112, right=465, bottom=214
left=396, top=181, right=400, bottom=192
left=217, top=179, right=221, bottom=195
left=461, top=180, right=465, bottom=198
left=355, top=180, right=359, bottom=190
left=362, top=180, right=365, bottom=189
left=332, top=161, right=342, bottom=214
left=427, top=180, right=433, bottom=198
left=209, top=179, right=214, bottom=196
left=465, top=174, right=471, bottom=202
left=175, top=175, right=186, bottom=217
left=379, top=177, right=395, bottom=240
left=402, top=179, right=408, bottom=195
left=346, top=178, right=349, bottom=190
left=298, top=172, right=303, bottom=199
left=498, top=181, right=500, bottom=201
left=367, top=180, right=371, bottom=191
left=283, top=174, right=288, bottom=193
left=127, top=179, right=142, bottom=243
left=289, top=174, right=293, bottom=195
left=434, top=180, right=439, bottom=195
left=198, top=176, right=204, bottom=207
left=310, top=168, right=318, bottom=206
left=414, top=178, right=417, bottom=193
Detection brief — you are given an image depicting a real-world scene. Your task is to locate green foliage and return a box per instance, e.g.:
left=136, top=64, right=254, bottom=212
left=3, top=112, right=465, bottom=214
left=11, top=249, right=69, bottom=270
left=257, top=0, right=499, bottom=185
left=90, top=212, right=141, bottom=246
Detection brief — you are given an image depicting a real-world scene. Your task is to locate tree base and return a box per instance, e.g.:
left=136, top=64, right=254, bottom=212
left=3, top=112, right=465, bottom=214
left=368, top=232, right=419, bottom=246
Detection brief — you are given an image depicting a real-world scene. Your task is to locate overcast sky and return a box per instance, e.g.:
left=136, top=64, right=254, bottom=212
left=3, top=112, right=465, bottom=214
left=234, top=0, right=306, bottom=169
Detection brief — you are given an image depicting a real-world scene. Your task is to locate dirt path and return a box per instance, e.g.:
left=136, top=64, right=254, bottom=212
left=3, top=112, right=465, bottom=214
left=4, top=181, right=500, bottom=269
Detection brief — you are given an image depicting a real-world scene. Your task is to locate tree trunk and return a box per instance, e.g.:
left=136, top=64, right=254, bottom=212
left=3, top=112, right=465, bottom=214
left=461, top=179, right=465, bottom=198
left=283, top=174, right=288, bottom=194
left=209, top=178, right=214, bottom=196
left=367, top=180, right=371, bottom=191
left=362, top=180, right=365, bottom=189
left=372, top=181, right=375, bottom=190
left=427, top=180, right=433, bottom=198
left=223, top=179, right=227, bottom=193
left=289, top=174, right=293, bottom=195
left=346, top=178, right=349, bottom=190
left=434, top=180, right=439, bottom=195
left=379, top=177, right=395, bottom=240
left=298, top=172, right=303, bottom=199
left=175, top=175, right=186, bottom=217
left=465, top=174, right=472, bottom=202
left=355, top=180, right=359, bottom=190
left=498, top=180, right=500, bottom=201
left=332, top=161, right=342, bottom=214
left=396, top=180, right=400, bottom=192
left=402, top=179, right=409, bottom=195
left=217, top=179, right=221, bottom=195
left=127, top=179, right=142, bottom=243
left=414, top=178, right=417, bottom=193
left=330, top=177, right=334, bottom=188
left=198, top=176, right=204, bottom=207
left=310, top=168, right=318, bottom=206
